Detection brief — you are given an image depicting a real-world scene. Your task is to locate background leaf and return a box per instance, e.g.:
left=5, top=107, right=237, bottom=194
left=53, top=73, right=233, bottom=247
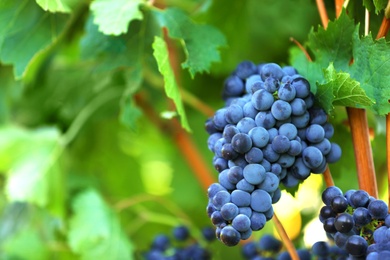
left=151, top=7, right=227, bottom=77
left=152, top=36, right=191, bottom=131
left=0, top=0, right=69, bottom=78
left=350, top=33, right=390, bottom=115
left=35, top=0, right=72, bottom=13
left=90, top=0, right=144, bottom=35
left=68, top=189, right=134, bottom=260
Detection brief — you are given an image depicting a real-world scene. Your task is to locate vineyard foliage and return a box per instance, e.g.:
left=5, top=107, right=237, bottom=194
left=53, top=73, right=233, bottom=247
left=0, top=0, right=389, bottom=259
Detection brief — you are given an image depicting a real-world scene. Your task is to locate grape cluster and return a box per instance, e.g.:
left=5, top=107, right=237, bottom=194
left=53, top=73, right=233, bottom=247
left=320, top=186, right=390, bottom=258
left=206, top=61, right=341, bottom=246
left=143, top=225, right=215, bottom=260
left=241, top=234, right=347, bottom=259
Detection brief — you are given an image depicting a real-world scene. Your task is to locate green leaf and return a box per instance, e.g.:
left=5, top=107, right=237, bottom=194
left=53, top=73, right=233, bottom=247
left=374, top=0, right=387, bottom=13
left=350, top=32, right=390, bottom=115
left=151, top=7, right=226, bottom=77
left=152, top=36, right=191, bottom=131
left=35, top=0, right=71, bottom=13
left=289, top=11, right=387, bottom=114
left=0, top=126, right=64, bottom=216
left=290, top=11, right=357, bottom=95
left=90, top=0, right=144, bottom=35
left=306, top=10, right=356, bottom=72
left=68, top=189, right=133, bottom=260
left=0, top=0, right=69, bottom=78
left=3, top=226, right=49, bottom=259
left=317, top=63, right=374, bottom=113
left=80, top=15, right=141, bottom=71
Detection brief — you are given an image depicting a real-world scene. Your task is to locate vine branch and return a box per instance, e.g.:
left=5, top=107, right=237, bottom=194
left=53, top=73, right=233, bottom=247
left=316, top=0, right=329, bottom=28
left=272, top=213, right=299, bottom=260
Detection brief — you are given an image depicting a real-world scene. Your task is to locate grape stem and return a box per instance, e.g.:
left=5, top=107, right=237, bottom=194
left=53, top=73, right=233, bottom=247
left=346, top=108, right=378, bottom=198
left=335, top=0, right=344, bottom=18
left=323, top=165, right=335, bottom=187
left=289, top=37, right=312, bottom=61
left=272, top=213, right=299, bottom=260
left=316, top=0, right=329, bottom=28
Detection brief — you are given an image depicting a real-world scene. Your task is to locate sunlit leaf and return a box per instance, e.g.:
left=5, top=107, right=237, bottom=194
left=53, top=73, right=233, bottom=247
left=68, top=189, right=134, bottom=260
left=90, top=0, right=144, bottom=35
left=0, top=0, right=69, bottom=78
left=151, top=7, right=226, bottom=77
left=152, top=36, right=191, bottom=131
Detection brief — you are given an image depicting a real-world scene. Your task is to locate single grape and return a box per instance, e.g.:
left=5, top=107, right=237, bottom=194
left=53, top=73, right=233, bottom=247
left=227, top=166, right=244, bottom=184
left=334, top=213, right=355, bottom=233
left=231, top=190, right=251, bottom=207
left=250, top=212, right=267, bottom=231
left=248, top=126, right=269, bottom=148
left=220, top=202, right=239, bottom=221
left=252, top=89, right=275, bottom=111
left=278, top=123, right=297, bottom=140
left=243, top=164, right=266, bottom=185
left=305, top=124, right=325, bottom=143
left=302, top=146, right=324, bottom=169
left=291, top=77, right=310, bottom=98
left=245, top=147, right=264, bottom=163
left=278, top=82, right=296, bottom=101
left=345, top=235, right=368, bottom=257
left=271, top=135, right=291, bottom=154
left=212, top=190, right=231, bottom=210
left=331, top=195, right=348, bottom=213
left=223, top=75, right=245, bottom=97
left=255, top=111, right=276, bottom=129
left=256, top=172, right=279, bottom=193
left=235, top=61, right=258, bottom=79
left=231, top=133, right=253, bottom=154
left=232, top=214, right=251, bottom=232
left=225, top=104, right=244, bottom=124
left=220, top=226, right=241, bottom=246
left=271, top=100, right=292, bottom=121
left=251, top=189, right=272, bottom=212
left=260, top=63, right=285, bottom=81
left=173, top=225, right=190, bottom=241
left=353, top=207, right=372, bottom=226
left=350, top=190, right=370, bottom=208
left=290, top=98, right=306, bottom=116
left=368, top=200, right=389, bottom=219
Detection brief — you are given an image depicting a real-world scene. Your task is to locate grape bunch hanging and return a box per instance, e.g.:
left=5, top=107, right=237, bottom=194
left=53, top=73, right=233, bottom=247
left=320, top=186, right=390, bottom=258
left=205, top=61, right=342, bottom=246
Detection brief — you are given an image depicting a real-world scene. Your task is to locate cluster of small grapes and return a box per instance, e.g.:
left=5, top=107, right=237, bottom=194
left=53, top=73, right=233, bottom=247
left=320, top=186, right=390, bottom=258
left=142, top=225, right=215, bottom=260
left=205, top=61, right=342, bottom=246
left=241, top=234, right=348, bottom=260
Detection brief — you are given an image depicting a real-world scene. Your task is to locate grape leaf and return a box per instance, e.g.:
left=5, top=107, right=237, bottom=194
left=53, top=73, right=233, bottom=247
left=0, top=127, right=64, bottom=215
left=0, top=0, right=69, bottom=79
left=289, top=11, right=388, bottom=115
left=350, top=32, right=390, bottom=115
left=152, top=36, right=191, bottom=131
left=90, top=0, right=144, bottom=35
left=35, top=0, right=71, bottom=13
left=306, top=10, right=356, bottom=72
left=317, top=63, right=374, bottom=113
left=150, top=7, right=226, bottom=78
left=68, top=189, right=133, bottom=260
left=80, top=15, right=141, bottom=71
